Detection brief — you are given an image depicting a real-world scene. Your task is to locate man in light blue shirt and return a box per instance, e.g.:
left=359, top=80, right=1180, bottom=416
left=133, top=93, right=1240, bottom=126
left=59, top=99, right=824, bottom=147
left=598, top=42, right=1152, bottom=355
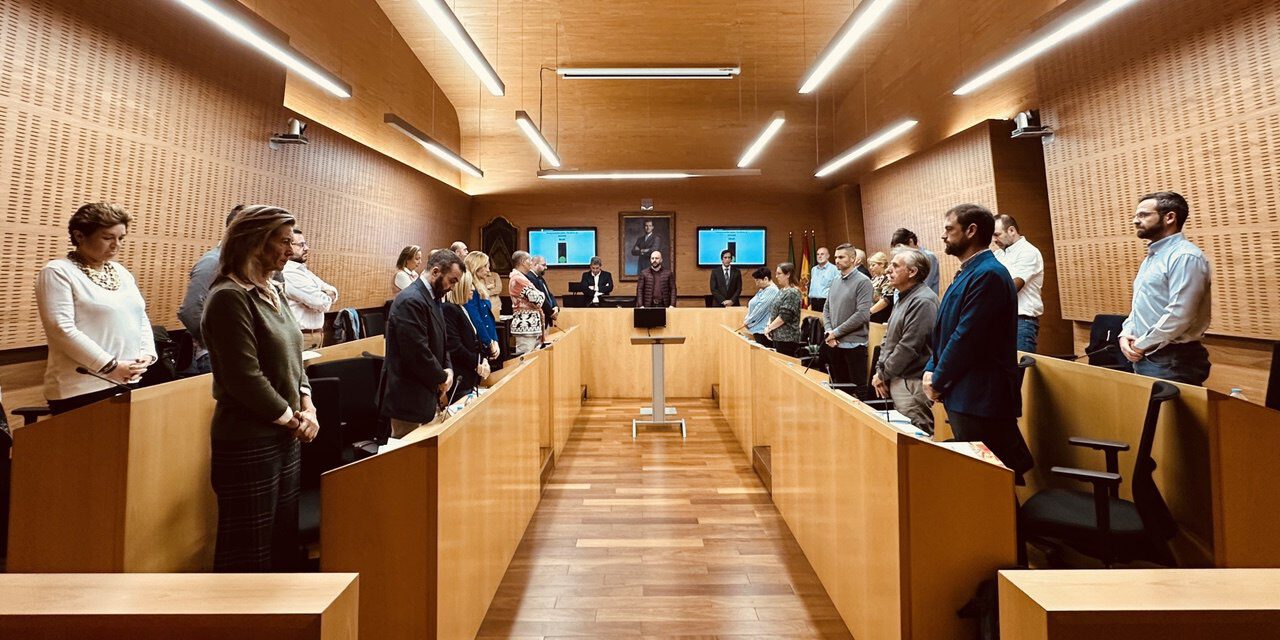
left=739, top=267, right=779, bottom=345
left=808, top=247, right=837, bottom=312
left=1119, top=191, right=1212, bottom=385
left=891, top=228, right=941, bottom=295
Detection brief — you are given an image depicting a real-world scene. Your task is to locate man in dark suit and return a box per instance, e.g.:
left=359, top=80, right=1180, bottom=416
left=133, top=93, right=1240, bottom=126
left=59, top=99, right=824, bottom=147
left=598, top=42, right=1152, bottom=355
left=630, top=219, right=664, bottom=276
left=529, top=255, right=559, bottom=327
left=709, top=249, right=742, bottom=307
left=924, top=203, right=1034, bottom=479
left=579, top=256, right=614, bottom=306
left=378, top=249, right=464, bottom=438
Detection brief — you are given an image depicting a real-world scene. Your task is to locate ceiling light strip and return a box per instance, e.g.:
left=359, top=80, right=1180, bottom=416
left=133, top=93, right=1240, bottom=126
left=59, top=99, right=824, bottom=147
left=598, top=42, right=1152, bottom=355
left=412, top=0, right=505, bottom=96
left=537, top=169, right=761, bottom=180
left=737, top=111, right=787, bottom=168
left=798, top=0, right=897, bottom=94
left=515, top=111, right=562, bottom=167
left=814, top=119, right=917, bottom=178
left=557, top=67, right=741, bottom=80
left=385, top=113, right=484, bottom=178
left=172, top=0, right=351, bottom=98
left=953, top=0, right=1141, bottom=96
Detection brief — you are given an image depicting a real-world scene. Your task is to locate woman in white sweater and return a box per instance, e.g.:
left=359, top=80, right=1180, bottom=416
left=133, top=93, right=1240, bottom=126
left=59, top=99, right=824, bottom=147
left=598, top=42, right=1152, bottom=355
left=393, top=245, right=422, bottom=294
left=36, top=202, right=156, bottom=414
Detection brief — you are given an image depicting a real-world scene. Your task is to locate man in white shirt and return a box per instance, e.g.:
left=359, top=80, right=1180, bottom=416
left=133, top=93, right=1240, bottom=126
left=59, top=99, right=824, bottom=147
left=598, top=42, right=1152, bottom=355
left=282, top=229, right=338, bottom=350
left=808, top=247, right=837, bottom=312
left=992, top=214, right=1045, bottom=353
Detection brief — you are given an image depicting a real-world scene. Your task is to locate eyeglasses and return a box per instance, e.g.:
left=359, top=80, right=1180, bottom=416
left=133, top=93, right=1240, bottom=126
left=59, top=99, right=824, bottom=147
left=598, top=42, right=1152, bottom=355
left=290, top=241, right=309, bottom=248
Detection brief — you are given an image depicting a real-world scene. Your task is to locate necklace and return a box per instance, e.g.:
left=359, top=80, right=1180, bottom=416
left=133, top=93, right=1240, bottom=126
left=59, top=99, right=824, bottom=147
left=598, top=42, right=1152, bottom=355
left=67, top=251, right=121, bottom=291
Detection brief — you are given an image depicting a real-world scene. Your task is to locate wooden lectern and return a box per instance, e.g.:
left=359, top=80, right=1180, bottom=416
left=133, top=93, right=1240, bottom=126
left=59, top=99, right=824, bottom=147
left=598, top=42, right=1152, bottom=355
left=7, top=377, right=218, bottom=572
left=629, top=335, right=687, bottom=438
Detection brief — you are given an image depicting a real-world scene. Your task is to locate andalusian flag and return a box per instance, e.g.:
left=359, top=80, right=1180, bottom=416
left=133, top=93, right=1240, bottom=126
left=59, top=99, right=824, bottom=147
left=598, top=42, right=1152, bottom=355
left=787, top=231, right=796, bottom=266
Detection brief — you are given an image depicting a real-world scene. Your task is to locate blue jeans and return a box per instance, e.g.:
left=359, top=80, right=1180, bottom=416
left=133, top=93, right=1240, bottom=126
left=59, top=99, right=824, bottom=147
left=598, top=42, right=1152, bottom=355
left=1133, top=341, right=1211, bottom=386
left=180, top=352, right=211, bottom=377
left=1016, top=316, right=1039, bottom=354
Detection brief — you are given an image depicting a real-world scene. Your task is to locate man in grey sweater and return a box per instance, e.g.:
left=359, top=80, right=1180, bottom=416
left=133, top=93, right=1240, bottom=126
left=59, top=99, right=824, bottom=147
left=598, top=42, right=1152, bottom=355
left=822, top=243, right=875, bottom=393
left=872, top=248, right=939, bottom=434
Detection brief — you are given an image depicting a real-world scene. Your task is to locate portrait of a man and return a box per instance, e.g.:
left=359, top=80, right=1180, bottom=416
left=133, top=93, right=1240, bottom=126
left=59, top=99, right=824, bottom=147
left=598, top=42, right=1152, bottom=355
left=620, top=212, right=674, bottom=280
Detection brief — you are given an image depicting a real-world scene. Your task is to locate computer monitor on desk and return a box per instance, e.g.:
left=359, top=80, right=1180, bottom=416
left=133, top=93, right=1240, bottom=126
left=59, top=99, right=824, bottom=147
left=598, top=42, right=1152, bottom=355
left=634, top=307, right=666, bottom=329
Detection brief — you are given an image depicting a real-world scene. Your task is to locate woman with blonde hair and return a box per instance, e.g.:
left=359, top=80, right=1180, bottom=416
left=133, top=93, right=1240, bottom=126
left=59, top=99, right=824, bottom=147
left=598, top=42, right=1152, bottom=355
left=867, top=251, right=895, bottom=323
left=36, top=202, right=157, bottom=414
left=460, top=251, right=501, bottom=361
left=201, top=204, right=317, bottom=572
left=393, top=245, right=422, bottom=293
left=443, top=260, right=491, bottom=398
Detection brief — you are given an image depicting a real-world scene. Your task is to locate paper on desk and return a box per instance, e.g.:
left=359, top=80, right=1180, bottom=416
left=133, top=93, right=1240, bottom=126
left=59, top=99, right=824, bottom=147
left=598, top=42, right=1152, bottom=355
left=935, top=441, right=1008, bottom=469
left=301, top=350, right=322, bottom=362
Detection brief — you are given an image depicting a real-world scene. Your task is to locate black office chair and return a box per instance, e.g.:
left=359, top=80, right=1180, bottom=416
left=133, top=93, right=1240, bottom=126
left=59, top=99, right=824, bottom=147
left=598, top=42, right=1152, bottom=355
left=1051, top=314, right=1132, bottom=372
left=1018, top=381, right=1181, bottom=568
left=359, top=310, right=385, bottom=337
left=1265, top=341, right=1279, bottom=411
left=0, top=403, right=11, bottom=558
left=305, top=355, right=385, bottom=446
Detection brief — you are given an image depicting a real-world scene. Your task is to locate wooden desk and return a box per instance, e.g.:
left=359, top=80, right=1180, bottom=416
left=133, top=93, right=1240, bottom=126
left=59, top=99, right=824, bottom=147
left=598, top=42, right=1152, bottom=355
left=999, top=569, right=1280, bottom=639
left=718, top=326, right=1016, bottom=639
left=6, top=337, right=384, bottom=572
left=1019, top=354, right=1280, bottom=567
left=0, top=573, right=358, bottom=639
left=320, top=356, right=546, bottom=640
left=558, top=307, right=744, bottom=398
left=542, top=326, right=583, bottom=459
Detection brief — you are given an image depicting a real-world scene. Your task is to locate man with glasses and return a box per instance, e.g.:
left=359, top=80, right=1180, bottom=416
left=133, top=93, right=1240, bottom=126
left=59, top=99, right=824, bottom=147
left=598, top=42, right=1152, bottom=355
left=1118, top=191, right=1212, bottom=385
left=282, top=228, right=339, bottom=350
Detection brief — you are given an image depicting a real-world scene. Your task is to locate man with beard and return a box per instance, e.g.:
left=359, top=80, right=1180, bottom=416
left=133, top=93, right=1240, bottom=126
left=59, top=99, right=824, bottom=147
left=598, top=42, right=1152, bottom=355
left=528, top=255, right=559, bottom=328
left=1119, top=191, right=1212, bottom=384
left=924, top=204, right=1033, bottom=480
left=378, top=249, right=464, bottom=438
left=636, top=250, right=677, bottom=308
left=281, top=228, right=338, bottom=350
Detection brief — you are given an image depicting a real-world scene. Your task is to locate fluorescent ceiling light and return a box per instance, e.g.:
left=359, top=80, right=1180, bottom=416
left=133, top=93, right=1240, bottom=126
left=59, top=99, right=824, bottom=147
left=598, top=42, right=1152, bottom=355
left=515, top=111, right=561, bottom=168
left=172, top=0, right=351, bottom=98
left=537, top=169, right=761, bottom=180
left=953, top=0, right=1141, bottom=96
left=412, top=0, right=505, bottom=96
left=557, top=67, right=740, bottom=80
left=737, top=111, right=787, bottom=168
left=814, top=119, right=917, bottom=178
left=798, top=0, right=897, bottom=94
left=385, top=113, right=483, bottom=178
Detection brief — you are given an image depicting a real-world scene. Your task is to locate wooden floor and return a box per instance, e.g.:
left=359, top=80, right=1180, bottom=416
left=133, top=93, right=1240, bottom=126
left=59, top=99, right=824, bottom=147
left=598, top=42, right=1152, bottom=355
left=478, top=399, right=852, bottom=639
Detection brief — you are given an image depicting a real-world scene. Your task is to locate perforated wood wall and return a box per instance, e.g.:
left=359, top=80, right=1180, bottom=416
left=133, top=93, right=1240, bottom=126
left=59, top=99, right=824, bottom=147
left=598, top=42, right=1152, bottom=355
left=0, top=0, right=471, bottom=350
left=1040, top=0, right=1280, bottom=341
left=859, top=123, right=998, bottom=292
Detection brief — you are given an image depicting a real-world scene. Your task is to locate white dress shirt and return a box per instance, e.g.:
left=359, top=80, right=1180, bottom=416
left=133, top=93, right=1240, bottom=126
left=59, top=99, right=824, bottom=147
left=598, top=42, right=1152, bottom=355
left=394, top=268, right=418, bottom=292
left=994, top=237, right=1045, bottom=317
left=282, top=260, right=338, bottom=331
left=591, top=272, right=602, bottom=304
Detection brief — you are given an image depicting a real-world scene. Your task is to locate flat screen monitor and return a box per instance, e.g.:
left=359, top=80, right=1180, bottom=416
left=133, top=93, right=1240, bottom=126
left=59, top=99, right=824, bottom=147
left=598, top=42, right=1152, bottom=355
left=528, top=227, right=597, bottom=267
left=697, top=227, right=767, bottom=266
left=633, top=307, right=666, bottom=329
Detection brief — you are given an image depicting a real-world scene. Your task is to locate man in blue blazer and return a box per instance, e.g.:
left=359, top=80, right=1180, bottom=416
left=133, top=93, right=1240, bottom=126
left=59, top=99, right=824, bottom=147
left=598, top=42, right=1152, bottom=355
left=378, top=250, right=464, bottom=438
left=924, top=204, right=1034, bottom=478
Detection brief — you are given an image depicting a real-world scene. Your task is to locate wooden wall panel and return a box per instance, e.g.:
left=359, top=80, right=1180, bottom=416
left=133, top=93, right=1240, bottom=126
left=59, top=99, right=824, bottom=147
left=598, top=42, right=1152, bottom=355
left=860, top=122, right=997, bottom=293
left=0, top=0, right=472, bottom=351
left=1040, top=0, right=1280, bottom=341
left=470, top=186, right=827, bottom=300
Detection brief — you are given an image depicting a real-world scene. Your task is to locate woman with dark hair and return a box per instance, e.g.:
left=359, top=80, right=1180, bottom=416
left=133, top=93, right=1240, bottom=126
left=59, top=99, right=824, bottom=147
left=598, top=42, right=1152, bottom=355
left=763, top=262, right=803, bottom=357
left=201, top=204, right=317, bottom=572
left=36, top=202, right=156, bottom=414
left=737, top=267, right=778, bottom=347
left=394, top=245, right=422, bottom=293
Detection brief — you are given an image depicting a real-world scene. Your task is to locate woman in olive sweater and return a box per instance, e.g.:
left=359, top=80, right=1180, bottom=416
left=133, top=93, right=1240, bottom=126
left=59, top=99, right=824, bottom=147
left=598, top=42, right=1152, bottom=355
left=201, top=205, right=318, bottom=572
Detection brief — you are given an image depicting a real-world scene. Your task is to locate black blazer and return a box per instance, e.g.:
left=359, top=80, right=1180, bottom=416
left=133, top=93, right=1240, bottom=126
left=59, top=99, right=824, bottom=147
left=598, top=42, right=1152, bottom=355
left=528, top=270, right=558, bottom=318
left=579, top=270, right=614, bottom=302
left=710, top=266, right=743, bottom=306
left=442, top=301, right=484, bottom=399
left=378, top=278, right=451, bottom=424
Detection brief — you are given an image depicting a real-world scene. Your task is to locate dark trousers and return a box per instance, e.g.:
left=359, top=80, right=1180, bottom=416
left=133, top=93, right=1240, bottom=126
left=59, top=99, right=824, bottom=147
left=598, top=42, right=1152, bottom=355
left=810, top=298, right=826, bottom=312
left=823, top=344, right=868, bottom=393
left=1133, top=341, right=1211, bottom=386
left=48, top=385, right=132, bottom=415
left=1016, top=316, right=1039, bottom=354
left=773, top=340, right=801, bottom=358
left=752, top=333, right=774, bottom=348
left=947, top=408, right=1035, bottom=479
left=211, top=433, right=302, bottom=572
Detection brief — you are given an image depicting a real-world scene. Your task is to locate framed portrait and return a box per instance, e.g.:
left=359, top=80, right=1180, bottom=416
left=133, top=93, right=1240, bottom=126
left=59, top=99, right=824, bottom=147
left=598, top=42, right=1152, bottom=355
left=619, top=212, right=675, bottom=281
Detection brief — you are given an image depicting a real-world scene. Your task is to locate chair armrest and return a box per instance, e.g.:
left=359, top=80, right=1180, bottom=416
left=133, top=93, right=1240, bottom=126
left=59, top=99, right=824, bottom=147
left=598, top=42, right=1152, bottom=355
left=1051, top=465, right=1121, bottom=487
left=1051, top=466, right=1122, bottom=538
left=13, top=405, right=52, bottom=425
left=1068, top=436, right=1130, bottom=452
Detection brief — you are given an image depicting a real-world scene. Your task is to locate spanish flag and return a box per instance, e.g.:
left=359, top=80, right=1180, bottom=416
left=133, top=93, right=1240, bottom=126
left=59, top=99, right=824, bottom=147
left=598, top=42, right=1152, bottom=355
left=799, top=231, right=812, bottom=308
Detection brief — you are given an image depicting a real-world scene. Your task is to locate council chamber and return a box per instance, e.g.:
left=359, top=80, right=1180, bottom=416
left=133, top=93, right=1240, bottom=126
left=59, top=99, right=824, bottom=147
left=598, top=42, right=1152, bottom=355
left=0, top=0, right=1278, bottom=638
